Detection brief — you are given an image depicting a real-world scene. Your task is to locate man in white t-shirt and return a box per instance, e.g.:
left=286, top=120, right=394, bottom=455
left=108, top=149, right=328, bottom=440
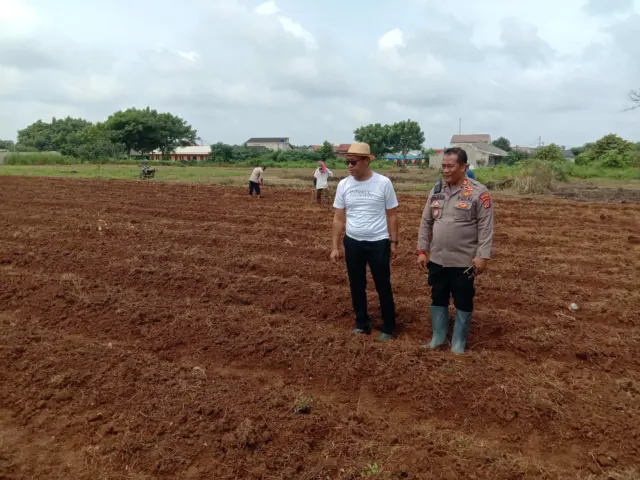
left=330, top=142, right=399, bottom=341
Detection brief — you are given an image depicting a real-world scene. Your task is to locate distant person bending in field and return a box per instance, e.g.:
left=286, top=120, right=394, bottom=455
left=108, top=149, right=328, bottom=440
left=249, top=166, right=267, bottom=199
left=330, top=142, right=399, bottom=342
left=313, top=161, right=334, bottom=204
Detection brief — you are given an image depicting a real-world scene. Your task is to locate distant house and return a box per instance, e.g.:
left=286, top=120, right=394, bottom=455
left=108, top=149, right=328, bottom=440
left=334, top=144, right=350, bottom=159
left=430, top=135, right=507, bottom=169
left=563, top=150, right=575, bottom=163
left=246, top=137, right=292, bottom=151
left=450, top=134, right=491, bottom=144
left=149, top=145, right=211, bottom=161
left=310, top=143, right=351, bottom=158
left=513, top=146, right=537, bottom=154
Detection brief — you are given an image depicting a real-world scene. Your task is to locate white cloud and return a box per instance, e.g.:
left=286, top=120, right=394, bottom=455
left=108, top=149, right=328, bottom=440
left=254, top=0, right=279, bottom=16
left=375, top=28, right=447, bottom=78
left=378, top=28, right=405, bottom=51
left=178, top=51, right=200, bottom=62
left=0, top=0, right=46, bottom=36
left=0, top=0, right=639, bottom=148
left=278, top=16, right=317, bottom=50
left=253, top=1, right=317, bottom=50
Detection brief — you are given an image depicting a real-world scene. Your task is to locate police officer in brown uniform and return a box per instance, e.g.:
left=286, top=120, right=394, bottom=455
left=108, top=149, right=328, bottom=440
left=416, top=147, right=494, bottom=354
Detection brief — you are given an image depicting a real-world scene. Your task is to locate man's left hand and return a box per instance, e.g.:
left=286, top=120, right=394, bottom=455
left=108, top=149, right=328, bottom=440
left=390, top=242, right=397, bottom=259
left=472, top=258, right=489, bottom=274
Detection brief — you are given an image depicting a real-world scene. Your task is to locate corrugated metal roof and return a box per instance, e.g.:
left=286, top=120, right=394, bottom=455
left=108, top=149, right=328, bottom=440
left=451, top=134, right=491, bottom=144
left=246, top=137, right=290, bottom=143
left=468, top=142, right=507, bottom=155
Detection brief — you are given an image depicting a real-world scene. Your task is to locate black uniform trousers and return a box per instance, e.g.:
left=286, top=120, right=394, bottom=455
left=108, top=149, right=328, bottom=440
left=427, top=261, right=475, bottom=312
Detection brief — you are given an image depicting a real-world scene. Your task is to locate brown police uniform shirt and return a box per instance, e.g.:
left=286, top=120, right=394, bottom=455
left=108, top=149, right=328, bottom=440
left=417, top=177, right=494, bottom=268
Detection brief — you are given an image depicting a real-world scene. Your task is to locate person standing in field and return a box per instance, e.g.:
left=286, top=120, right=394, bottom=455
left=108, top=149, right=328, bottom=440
left=330, top=142, right=399, bottom=341
left=416, top=147, right=494, bottom=354
left=313, top=161, right=334, bottom=204
left=249, top=166, right=267, bottom=199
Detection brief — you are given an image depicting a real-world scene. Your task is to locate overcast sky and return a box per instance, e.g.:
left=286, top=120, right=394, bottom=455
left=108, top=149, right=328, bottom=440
left=0, top=0, right=638, bottom=148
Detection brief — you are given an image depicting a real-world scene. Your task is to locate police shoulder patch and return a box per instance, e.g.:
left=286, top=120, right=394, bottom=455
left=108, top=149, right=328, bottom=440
left=479, top=192, right=490, bottom=202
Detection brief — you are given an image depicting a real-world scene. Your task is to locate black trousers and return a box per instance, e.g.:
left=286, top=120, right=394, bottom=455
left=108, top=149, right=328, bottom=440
left=344, top=236, right=396, bottom=335
left=427, top=262, right=475, bottom=312
left=249, top=181, right=261, bottom=196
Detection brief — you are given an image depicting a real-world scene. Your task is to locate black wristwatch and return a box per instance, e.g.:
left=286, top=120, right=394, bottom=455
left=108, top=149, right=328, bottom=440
left=390, top=240, right=398, bottom=245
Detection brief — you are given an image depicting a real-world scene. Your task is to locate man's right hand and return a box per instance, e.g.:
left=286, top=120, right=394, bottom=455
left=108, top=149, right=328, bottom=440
left=330, top=249, right=340, bottom=263
left=417, top=254, right=428, bottom=271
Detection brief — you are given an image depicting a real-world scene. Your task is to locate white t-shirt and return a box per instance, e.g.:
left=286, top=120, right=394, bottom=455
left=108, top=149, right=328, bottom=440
left=333, top=173, right=399, bottom=242
left=313, top=168, right=333, bottom=190
left=249, top=167, right=263, bottom=183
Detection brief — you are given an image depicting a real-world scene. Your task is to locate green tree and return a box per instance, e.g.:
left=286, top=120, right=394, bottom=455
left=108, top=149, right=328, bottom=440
left=577, top=134, right=636, bottom=167
left=492, top=137, right=511, bottom=152
left=66, top=123, right=125, bottom=160
left=531, top=144, right=565, bottom=163
left=104, top=107, right=160, bottom=155
left=354, top=123, right=392, bottom=157
left=210, top=142, right=233, bottom=163
left=317, top=141, right=336, bottom=162
left=155, top=112, right=197, bottom=158
left=0, top=139, right=15, bottom=150
left=387, top=119, right=425, bottom=160
left=505, top=149, right=530, bottom=165
left=17, top=117, right=91, bottom=152
left=105, top=108, right=196, bottom=158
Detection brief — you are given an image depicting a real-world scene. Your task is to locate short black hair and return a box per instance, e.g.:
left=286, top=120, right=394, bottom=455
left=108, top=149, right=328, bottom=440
left=444, top=147, right=468, bottom=165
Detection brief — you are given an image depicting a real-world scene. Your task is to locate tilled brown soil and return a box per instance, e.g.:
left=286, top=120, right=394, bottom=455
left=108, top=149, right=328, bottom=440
left=1, top=176, right=639, bottom=480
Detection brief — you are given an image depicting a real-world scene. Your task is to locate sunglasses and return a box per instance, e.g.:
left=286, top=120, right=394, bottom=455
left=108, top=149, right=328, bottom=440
left=345, top=157, right=366, bottom=166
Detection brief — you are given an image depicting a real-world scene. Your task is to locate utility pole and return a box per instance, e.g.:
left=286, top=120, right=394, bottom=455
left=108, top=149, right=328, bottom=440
left=458, top=118, right=462, bottom=134
left=537, top=136, right=542, bottom=147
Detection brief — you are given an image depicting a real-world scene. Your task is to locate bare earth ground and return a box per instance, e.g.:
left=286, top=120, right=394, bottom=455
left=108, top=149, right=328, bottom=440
left=1, top=176, right=640, bottom=480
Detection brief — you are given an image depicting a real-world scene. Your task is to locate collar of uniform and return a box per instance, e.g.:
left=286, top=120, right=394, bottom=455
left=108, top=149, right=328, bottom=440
left=445, top=179, right=467, bottom=196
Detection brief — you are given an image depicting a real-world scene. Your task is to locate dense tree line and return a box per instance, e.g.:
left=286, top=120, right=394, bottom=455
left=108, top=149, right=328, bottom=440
left=491, top=134, right=640, bottom=169
left=209, top=142, right=335, bottom=165
left=2, top=108, right=197, bottom=161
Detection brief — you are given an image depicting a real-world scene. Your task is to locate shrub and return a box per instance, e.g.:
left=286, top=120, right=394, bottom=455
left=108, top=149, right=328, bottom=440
left=513, top=160, right=554, bottom=194
left=531, top=144, right=565, bottom=163
left=578, top=134, right=636, bottom=168
left=5, top=152, right=75, bottom=165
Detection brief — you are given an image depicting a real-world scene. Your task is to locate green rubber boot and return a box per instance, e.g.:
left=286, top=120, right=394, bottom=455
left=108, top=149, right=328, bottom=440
left=451, top=309, right=472, bottom=354
left=422, top=306, right=449, bottom=349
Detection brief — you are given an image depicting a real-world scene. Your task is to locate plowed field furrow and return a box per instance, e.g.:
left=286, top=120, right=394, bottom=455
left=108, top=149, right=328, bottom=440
left=2, top=322, right=606, bottom=480
left=1, top=176, right=639, bottom=480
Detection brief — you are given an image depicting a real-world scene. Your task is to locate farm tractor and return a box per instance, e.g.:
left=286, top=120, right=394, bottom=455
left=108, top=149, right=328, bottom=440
left=139, top=162, right=156, bottom=180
